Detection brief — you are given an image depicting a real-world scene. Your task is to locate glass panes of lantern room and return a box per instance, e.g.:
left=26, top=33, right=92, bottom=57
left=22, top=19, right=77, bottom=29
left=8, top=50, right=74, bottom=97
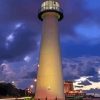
left=41, top=0, right=60, bottom=11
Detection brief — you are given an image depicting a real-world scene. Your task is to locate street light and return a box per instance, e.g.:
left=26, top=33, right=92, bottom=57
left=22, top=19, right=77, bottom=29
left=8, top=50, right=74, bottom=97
left=30, top=85, right=34, bottom=89
left=38, top=64, right=39, bottom=68
left=30, top=85, right=34, bottom=92
left=25, top=88, right=30, bottom=96
left=11, top=81, right=16, bottom=87
left=34, top=79, right=37, bottom=82
left=12, top=81, right=15, bottom=84
left=33, top=78, right=37, bottom=92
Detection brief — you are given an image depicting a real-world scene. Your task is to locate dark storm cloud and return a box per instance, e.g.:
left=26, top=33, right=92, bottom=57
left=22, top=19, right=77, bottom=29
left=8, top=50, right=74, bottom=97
left=22, top=63, right=38, bottom=79
left=88, top=76, right=100, bottom=82
left=21, top=56, right=100, bottom=83
left=0, top=0, right=99, bottom=62
left=0, top=0, right=42, bottom=35
left=60, top=0, right=91, bottom=35
left=0, top=63, right=15, bottom=81
left=0, top=0, right=41, bottom=61
left=78, top=64, right=97, bottom=76
left=23, top=71, right=37, bottom=79
left=0, top=0, right=97, bottom=36
left=0, top=26, right=37, bottom=61
left=61, top=41, right=100, bottom=58
left=78, top=80, right=92, bottom=86
left=60, top=0, right=100, bottom=44
left=63, top=56, right=99, bottom=82
left=0, top=0, right=39, bottom=21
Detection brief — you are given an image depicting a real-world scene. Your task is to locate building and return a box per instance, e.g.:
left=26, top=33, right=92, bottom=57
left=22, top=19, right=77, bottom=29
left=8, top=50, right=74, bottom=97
left=64, top=81, right=74, bottom=93
left=64, top=81, right=86, bottom=97
left=35, top=0, right=64, bottom=100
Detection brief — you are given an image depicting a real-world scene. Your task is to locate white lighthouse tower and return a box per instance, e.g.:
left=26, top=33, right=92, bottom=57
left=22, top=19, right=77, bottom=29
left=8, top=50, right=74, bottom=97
left=35, top=0, right=64, bottom=99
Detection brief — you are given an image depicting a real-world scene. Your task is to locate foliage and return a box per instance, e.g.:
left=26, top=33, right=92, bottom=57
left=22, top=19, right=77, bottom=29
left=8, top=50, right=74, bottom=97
left=0, top=82, right=25, bottom=97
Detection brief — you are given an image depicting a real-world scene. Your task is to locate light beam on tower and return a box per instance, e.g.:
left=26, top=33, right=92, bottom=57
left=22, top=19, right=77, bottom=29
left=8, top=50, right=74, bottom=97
left=35, top=0, right=64, bottom=99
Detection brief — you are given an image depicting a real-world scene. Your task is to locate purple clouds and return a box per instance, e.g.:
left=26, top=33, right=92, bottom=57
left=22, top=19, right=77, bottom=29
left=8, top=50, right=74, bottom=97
left=0, top=0, right=100, bottom=94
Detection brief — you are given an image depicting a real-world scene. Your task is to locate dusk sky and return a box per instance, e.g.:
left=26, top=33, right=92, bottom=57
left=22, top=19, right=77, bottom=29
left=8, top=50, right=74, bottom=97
left=0, top=0, right=100, bottom=94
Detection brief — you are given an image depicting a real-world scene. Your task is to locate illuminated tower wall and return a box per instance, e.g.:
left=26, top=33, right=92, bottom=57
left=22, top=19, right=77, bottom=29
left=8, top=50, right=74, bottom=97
left=35, top=0, right=64, bottom=99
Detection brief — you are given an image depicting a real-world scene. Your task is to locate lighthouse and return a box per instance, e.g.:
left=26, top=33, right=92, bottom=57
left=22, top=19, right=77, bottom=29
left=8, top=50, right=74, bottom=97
left=35, top=0, right=64, bottom=99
